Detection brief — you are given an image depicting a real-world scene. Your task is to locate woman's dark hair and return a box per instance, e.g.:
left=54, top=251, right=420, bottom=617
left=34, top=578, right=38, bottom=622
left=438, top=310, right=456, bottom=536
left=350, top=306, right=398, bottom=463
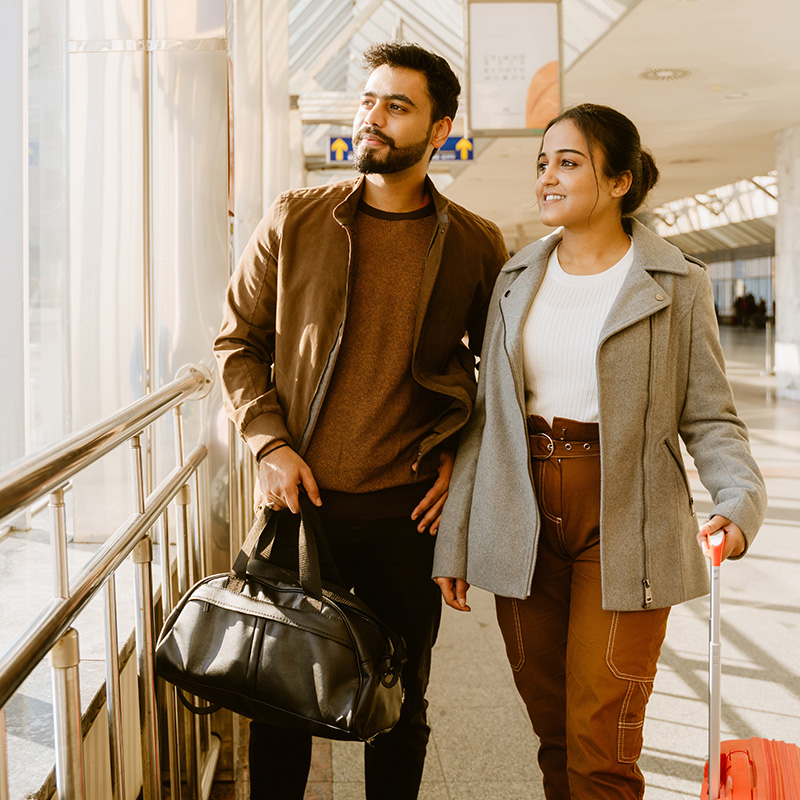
left=362, top=42, right=461, bottom=124
left=542, top=103, right=659, bottom=216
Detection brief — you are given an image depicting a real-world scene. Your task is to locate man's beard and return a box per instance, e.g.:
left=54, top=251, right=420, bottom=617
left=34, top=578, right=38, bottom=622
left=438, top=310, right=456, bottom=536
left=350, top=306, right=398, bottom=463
left=352, top=126, right=432, bottom=174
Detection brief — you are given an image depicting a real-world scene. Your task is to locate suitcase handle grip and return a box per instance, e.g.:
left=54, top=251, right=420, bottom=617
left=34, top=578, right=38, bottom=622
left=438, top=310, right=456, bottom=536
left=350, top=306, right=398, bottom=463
left=726, top=749, right=753, bottom=796
left=707, top=530, right=725, bottom=567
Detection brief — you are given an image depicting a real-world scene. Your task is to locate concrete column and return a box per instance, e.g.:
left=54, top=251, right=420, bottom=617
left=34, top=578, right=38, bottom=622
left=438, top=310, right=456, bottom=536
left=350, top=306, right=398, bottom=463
left=775, top=124, right=800, bottom=401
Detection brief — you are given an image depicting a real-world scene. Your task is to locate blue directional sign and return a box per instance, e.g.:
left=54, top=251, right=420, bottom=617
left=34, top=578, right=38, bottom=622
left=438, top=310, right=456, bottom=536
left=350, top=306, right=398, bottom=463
left=328, top=136, right=353, bottom=162
left=327, top=136, right=474, bottom=164
left=434, top=137, right=474, bottom=161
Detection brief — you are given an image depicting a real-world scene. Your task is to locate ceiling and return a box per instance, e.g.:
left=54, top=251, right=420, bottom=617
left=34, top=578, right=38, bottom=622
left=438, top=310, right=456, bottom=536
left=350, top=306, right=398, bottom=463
left=292, top=0, right=800, bottom=253
left=443, top=0, right=800, bottom=250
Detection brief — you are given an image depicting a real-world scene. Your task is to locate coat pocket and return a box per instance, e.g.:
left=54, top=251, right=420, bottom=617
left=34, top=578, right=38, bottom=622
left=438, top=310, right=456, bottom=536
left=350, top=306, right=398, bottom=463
left=663, top=438, right=694, bottom=514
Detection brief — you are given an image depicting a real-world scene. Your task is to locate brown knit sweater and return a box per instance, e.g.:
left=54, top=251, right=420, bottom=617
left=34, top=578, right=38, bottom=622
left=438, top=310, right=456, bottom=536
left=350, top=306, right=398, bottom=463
left=302, top=200, right=441, bottom=517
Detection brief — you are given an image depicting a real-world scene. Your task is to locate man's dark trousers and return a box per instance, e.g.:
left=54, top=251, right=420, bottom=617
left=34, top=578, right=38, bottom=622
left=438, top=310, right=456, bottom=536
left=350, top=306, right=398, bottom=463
left=247, top=509, right=442, bottom=800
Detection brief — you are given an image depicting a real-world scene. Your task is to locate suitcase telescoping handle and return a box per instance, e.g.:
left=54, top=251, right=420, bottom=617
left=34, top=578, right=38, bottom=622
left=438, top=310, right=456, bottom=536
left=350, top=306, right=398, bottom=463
left=707, top=530, right=726, bottom=800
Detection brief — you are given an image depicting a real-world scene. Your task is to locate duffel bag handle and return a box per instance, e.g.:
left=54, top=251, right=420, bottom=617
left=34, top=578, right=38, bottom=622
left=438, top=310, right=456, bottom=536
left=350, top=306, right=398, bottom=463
left=226, top=492, right=339, bottom=602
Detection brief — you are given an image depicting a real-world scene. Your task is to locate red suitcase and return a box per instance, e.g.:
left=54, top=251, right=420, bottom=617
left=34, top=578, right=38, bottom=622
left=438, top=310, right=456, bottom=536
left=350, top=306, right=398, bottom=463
left=701, top=532, right=800, bottom=799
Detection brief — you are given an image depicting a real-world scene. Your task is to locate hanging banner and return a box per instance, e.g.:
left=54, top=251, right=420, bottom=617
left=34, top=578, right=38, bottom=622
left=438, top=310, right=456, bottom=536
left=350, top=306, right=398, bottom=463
left=467, top=0, right=561, bottom=136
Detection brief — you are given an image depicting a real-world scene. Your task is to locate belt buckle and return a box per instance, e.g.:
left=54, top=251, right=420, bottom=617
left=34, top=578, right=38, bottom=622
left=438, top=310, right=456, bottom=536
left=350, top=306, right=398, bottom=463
left=530, top=431, right=555, bottom=459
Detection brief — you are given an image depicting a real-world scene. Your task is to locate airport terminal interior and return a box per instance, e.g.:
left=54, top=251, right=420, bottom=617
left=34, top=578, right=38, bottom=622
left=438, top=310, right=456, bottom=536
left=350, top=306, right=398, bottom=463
left=1, top=0, right=799, bottom=798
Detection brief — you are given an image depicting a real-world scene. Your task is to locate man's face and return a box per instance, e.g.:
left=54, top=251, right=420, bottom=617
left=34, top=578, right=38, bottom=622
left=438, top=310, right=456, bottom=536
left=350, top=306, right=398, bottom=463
left=352, top=64, right=438, bottom=175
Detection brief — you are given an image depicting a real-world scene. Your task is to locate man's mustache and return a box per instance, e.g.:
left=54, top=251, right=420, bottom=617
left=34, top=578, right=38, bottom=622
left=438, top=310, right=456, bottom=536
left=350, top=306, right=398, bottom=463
left=354, top=126, right=395, bottom=149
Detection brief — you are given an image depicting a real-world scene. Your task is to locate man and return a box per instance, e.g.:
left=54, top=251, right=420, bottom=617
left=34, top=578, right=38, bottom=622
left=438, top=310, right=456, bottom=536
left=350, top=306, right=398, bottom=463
left=214, top=41, right=508, bottom=800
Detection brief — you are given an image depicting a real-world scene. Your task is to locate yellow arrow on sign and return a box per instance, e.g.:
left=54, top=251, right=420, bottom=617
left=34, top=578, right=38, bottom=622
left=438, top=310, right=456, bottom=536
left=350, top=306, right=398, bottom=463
left=331, top=138, right=349, bottom=161
left=455, top=138, right=473, bottom=160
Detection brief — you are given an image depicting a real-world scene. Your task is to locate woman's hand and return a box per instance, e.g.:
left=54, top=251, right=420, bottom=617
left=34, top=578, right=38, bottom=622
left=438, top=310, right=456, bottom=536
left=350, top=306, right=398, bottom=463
left=411, top=450, right=455, bottom=535
left=434, top=577, right=471, bottom=612
left=697, top=515, right=745, bottom=561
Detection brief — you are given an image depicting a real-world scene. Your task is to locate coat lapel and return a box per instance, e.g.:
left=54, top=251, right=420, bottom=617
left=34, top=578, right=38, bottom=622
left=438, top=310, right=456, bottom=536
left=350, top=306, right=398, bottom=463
left=599, top=264, right=669, bottom=345
left=599, top=219, right=689, bottom=345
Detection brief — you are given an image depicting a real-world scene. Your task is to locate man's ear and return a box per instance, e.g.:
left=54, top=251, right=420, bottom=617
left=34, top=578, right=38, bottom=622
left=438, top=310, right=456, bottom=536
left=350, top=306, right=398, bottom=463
left=430, top=116, right=452, bottom=149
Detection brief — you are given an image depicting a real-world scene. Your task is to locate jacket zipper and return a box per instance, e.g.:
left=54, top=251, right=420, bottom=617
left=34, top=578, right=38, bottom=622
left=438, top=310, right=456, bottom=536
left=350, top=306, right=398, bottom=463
left=297, top=224, right=354, bottom=454
left=640, top=317, right=656, bottom=608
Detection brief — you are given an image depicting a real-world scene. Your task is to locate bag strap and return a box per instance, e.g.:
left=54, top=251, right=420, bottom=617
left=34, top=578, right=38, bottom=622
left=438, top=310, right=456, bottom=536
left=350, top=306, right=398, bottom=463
left=227, top=507, right=271, bottom=591
left=174, top=688, right=221, bottom=716
left=296, top=493, right=346, bottom=588
left=227, top=493, right=342, bottom=602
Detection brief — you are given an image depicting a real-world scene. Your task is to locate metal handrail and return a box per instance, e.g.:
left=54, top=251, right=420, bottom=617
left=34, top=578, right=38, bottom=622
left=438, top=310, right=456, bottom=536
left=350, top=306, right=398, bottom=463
left=0, top=444, right=205, bottom=710
left=0, top=362, right=216, bottom=800
left=0, top=364, right=212, bottom=528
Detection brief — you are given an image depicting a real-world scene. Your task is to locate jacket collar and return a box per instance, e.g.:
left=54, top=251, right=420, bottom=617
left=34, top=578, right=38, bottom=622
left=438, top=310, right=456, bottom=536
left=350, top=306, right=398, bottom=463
left=502, top=218, right=692, bottom=277
left=498, top=218, right=699, bottom=349
left=333, top=174, right=449, bottom=227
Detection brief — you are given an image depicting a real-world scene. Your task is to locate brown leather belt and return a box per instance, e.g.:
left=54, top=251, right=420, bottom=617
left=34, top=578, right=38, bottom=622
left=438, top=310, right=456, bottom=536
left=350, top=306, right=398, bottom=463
left=529, top=432, right=599, bottom=460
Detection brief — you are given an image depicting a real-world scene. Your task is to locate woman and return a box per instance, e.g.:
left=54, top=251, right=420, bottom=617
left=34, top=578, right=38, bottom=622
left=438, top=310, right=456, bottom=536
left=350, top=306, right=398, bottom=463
left=432, top=104, right=766, bottom=799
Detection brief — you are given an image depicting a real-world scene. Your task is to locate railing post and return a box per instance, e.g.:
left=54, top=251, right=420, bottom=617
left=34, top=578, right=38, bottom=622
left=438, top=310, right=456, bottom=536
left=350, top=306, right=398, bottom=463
left=159, top=509, right=183, bottom=800
left=133, top=536, right=161, bottom=800
left=50, top=629, right=85, bottom=800
left=48, top=485, right=85, bottom=800
left=49, top=486, right=70, bottom=597
left=130, top=436, right=146, bottom=515
left=104, top=576, right=125, bottom=800
left=0, top=707, right=9, bottom=800
left=174, top=405, right=201, bottom=798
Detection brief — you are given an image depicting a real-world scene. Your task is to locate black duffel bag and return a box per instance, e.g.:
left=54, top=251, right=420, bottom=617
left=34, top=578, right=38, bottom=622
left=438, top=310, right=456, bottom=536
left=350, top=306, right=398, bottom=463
left=155, top=493, right=406, bottom=741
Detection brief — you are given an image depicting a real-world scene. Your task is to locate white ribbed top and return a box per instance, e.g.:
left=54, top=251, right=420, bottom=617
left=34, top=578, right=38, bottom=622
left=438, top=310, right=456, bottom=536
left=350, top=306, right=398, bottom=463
left=522, top=242, right=634, bottom=424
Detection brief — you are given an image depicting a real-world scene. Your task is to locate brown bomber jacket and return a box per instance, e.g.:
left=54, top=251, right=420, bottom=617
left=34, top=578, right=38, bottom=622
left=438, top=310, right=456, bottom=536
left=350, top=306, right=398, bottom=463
left=213, top=175, right=509, bottom=467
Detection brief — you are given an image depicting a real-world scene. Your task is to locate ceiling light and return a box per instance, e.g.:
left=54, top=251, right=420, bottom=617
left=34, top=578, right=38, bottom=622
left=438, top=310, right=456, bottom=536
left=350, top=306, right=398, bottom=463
left=723, top=91, right=749, bottom=100
left=638, top=68, right=691, bottom=81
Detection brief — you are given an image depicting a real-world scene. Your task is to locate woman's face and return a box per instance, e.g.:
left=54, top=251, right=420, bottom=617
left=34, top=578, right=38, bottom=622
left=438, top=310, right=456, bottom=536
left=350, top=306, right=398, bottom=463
left=535, top=119, right=625, bottom=231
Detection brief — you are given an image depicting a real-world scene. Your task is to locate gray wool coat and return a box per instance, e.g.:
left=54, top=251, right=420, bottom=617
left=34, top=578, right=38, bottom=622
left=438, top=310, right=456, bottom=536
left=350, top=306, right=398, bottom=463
left=432, top=219, right=767, bottom=611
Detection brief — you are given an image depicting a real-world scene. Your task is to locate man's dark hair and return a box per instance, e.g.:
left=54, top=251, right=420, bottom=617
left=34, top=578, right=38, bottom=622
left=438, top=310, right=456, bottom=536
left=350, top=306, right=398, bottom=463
left=362, top=42, right=461, bottom=124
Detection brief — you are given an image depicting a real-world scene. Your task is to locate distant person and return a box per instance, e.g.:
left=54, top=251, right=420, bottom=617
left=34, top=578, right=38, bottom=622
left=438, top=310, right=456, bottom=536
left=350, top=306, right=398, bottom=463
left=432, top=103, right=766, bottom=799
left=214, top=42, right=508, bottom=800
left=745, top=292, right=757, bottom=328
left=735, top=294, right=748, bottom=327
left=757, top=297, right=767, bottom=327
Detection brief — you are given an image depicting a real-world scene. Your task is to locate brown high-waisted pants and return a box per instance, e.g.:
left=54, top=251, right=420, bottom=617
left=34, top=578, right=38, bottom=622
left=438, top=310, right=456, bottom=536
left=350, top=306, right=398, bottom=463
left=495, top=416, right=670, bottom=800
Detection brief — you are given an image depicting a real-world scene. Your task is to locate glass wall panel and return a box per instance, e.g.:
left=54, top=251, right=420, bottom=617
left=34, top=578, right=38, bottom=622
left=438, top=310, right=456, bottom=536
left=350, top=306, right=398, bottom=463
left=69, top=50, right=145, bottom=540
left=70, top=0, right=143, bottom=41
left=153, top=0, right=226, bottom=39
left=28, top=0, right=70, bottom=455
left=151, top=47, right=230, bottom=564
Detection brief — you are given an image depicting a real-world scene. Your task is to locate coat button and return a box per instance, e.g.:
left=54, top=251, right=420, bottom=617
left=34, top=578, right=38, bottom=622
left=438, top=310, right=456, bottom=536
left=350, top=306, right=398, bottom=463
left=655, top=293, right=665, bottom=301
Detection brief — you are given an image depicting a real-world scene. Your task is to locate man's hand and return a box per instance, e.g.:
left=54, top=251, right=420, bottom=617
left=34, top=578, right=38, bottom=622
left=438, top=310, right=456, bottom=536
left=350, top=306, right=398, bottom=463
left=434, top=577, right=471, bottom=612
left=411, top=450, right=455, bottom=535
left=257, top=444, right=321, bottom=514
left=697, top=515, right=746, bottom=561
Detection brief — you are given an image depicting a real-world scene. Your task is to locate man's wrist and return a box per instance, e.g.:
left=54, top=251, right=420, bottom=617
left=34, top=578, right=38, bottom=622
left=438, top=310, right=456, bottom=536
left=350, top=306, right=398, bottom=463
left=259, top=441, right=290, bottom=461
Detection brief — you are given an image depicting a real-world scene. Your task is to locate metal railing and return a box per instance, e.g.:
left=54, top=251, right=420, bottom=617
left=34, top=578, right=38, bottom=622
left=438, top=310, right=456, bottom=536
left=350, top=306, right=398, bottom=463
left=0, top=363, right=216, bottom=800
